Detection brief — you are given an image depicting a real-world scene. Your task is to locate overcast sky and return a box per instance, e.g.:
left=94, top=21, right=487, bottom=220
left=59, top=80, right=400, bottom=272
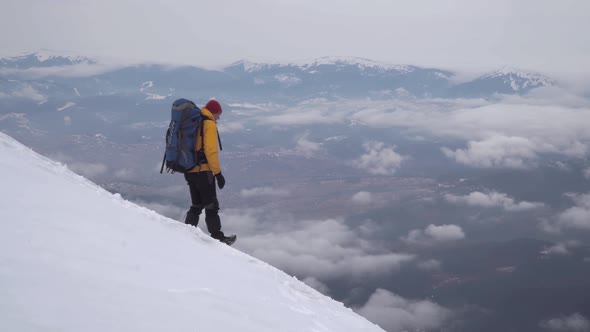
left=2, top=0, right=590, bottom=73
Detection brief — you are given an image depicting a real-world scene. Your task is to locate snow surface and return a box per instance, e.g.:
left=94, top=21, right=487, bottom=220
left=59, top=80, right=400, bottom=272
left=0, top=132, right=384, bottom=332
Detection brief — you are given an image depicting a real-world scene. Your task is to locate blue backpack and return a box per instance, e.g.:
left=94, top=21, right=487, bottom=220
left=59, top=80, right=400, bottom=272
left=160, top=98, right=204, bottom=174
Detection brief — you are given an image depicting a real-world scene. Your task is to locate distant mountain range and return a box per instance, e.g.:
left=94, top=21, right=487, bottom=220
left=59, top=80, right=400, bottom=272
left=0, top=51, right=555, bottom=103
left=0, top=51, right=97, bottom=68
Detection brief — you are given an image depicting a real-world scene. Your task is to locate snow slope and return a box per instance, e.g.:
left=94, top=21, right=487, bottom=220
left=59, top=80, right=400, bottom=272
left=0, top=132, right=384, bottom=332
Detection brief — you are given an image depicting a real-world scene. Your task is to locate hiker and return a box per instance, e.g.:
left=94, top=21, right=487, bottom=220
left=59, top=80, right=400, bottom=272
left=184, top=99, right=235, bottom=245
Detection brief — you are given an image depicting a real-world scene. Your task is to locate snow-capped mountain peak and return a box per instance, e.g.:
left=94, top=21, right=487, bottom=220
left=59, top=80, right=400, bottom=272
left=0, top=50, right=97, bottom=69
left=480, top=66, right=554, bottom=91
left=300, top=56, right=415, bottom=72
left=229, top=59, right=275, bottom=72
left=228, top=56, right=415, bottom=73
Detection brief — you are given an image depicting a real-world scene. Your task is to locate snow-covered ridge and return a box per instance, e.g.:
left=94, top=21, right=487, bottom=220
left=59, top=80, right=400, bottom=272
left=231, top=56, right=415, bottom=73
left=480, top=66, right=554, bottom=90
left=301, top=56, right=415, bottom=72
left=0, top=50, right=96, bottom=68
left=0, top=132, right=384, bottom=332
left=33, top=49, right=93, bottom=64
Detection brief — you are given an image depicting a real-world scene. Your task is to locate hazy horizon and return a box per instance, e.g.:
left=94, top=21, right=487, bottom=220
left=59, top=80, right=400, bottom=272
left=2, top=0, right=589, bottom=77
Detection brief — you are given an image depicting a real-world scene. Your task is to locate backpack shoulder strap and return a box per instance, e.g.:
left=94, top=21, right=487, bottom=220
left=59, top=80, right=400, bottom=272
left=217, top=129, right=223, bottom=151
left=199, top=118, right=207, bottom=150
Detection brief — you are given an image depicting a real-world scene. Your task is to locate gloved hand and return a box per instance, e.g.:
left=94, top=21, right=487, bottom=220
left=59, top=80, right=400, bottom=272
left=215, top=172, right=226, bottom=189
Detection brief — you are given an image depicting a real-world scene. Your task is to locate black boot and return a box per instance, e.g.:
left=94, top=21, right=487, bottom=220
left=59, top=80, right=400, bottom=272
left=209, top=230, right=237, bottom=246
left=204, top=209, right=236, bottom=245
left=219, top=234, right=237, bottom=246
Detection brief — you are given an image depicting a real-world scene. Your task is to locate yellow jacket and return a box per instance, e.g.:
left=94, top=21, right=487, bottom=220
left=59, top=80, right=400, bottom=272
left=189, top=107, right=221, bottom=175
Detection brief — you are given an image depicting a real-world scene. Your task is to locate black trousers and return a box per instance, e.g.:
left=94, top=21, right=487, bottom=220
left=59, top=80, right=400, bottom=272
left=184, top=171, right=224, bottom=239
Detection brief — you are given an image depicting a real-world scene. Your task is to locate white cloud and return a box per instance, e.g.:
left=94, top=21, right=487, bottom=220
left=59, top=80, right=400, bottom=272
left=217, top=121, right=245, bottom=133
left=557, top=193, right=590, bottom=231
left=7, top=85, right=47, bottom=103
left=549, top=241, right=581, bottom=254
left=540, top=193, right=590, bottom=234
left=442, top=136, right=539, bottom=169
left=240, top=186, right=290, bottom=198
left=445, top=191, right=545, bottom=212
left=356, top=288, right=450, bottom=332
left=541, top=243, right=570, bottom=256
left=225, top=211, right=415, bottom=280
left=351, top=99, right=590, bottom=169
left=0, top=63, right=126, bottom=78
left=64, top=116, right=72, bottom=126
left=402, top=224, right=465, bottom=246
left=67, top=162, right=108, bottom=178
left=540, top=313, right=590, bottom=331
left=0, top=113, right=28, bottom=124
left=128, top=121, right=168, bottom=130
left=424, top=224, right=465, bottom=242
left=354, top=141, right=405, bottom=175
left=351, top=191, right=372, bottom=205
left=114, top=168, right=138, bottom=181
left=132, top=200, right=185, bottom=221
left=295, top=134, right=322, bottom=158
left=554, top=161, right=572, bottom=172
left=262, top=106, right=343, bottom=126
left=302, top=277, right=330, bottom=295
left=539, top=219, right=563, bottom=235
left=274, top=73, right=301, bottom=86
left=416, top=259, right=442, bottom=271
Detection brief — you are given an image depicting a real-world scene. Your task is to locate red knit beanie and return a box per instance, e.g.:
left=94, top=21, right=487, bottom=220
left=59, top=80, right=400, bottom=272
left=205, top=100, right=222, bottom=114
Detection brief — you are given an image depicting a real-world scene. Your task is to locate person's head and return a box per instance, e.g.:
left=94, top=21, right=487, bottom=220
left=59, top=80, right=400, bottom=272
left=205, top=99, right=222, bottom=121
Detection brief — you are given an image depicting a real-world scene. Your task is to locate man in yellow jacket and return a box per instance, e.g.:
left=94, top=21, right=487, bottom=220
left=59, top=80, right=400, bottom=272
left=184, top=99, right=236, bottom=245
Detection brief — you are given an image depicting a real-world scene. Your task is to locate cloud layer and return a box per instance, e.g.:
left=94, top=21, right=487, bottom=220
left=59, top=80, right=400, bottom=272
left=540, top=313, right=590, bottom=331
left=250, top=91, right=590, bottom=171
left=445, top=191, right=545, bottom=211
left=402, top=224, right=466, bottom=246
left=351, top=191, right=373, bottom=205
left=354, top=142, right=405, bottom=175
left=557, top=193, right=590, bottom=231
left=240, top=186, right=290, bottom=198
left=294, top=134, right=322, bottom=158
left=3, top=0, right=590, bottom=75
left=346, top=94, right=590, bottom=169
left=224, top=210, right=414, bottom=281
left=356, top=288, right=450, bottom=332
left=442, top=136, right=539, bottom=169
